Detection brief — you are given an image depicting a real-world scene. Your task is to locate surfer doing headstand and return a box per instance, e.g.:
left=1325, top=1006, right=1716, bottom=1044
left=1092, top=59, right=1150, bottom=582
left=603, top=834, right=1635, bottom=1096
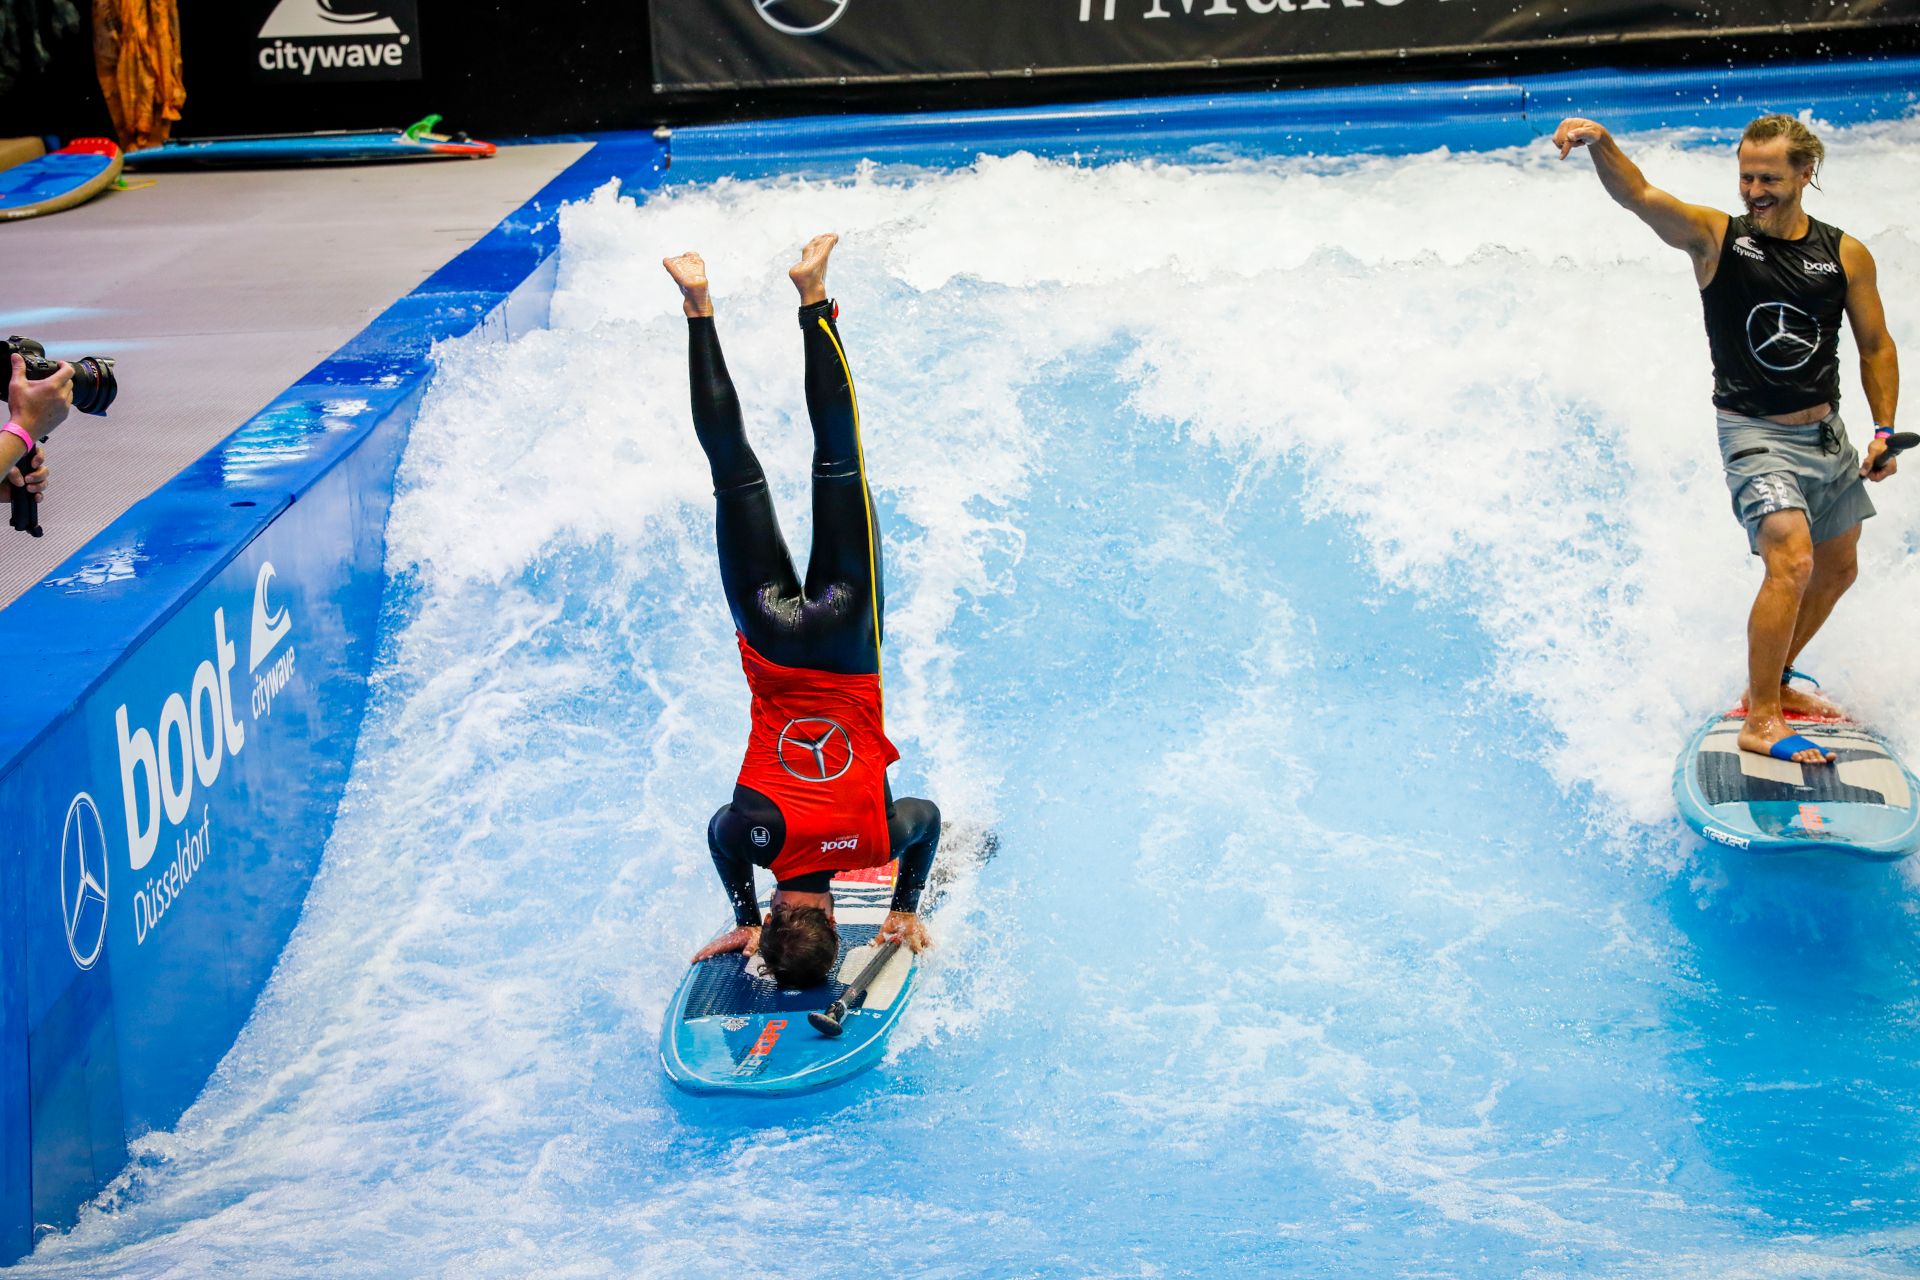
left=1554, top=113, right=1900, bottom=765
left=666, top=235, right=939, bottom=988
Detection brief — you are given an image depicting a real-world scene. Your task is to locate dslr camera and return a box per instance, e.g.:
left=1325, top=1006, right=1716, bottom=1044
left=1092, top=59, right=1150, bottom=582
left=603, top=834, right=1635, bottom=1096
left=4, top=336, right=118, bottom=536
left=3, top=335, right=117, bottom=417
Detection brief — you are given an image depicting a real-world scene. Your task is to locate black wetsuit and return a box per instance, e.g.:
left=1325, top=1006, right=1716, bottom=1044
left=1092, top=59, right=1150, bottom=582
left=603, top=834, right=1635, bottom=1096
left=689, top=300, right=939, bottom=929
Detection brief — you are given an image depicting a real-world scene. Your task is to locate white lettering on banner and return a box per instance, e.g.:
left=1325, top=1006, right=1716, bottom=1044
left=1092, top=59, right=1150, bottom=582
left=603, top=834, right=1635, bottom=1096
left=257, top=38, right=408, bottom=75
left=1145, top=0, right=1242, bottom=15
left=116, top=609, right=244, bottom=873
left=252, top=645, right=299, bottom=721
left=132, top=807, right=213, bottom=946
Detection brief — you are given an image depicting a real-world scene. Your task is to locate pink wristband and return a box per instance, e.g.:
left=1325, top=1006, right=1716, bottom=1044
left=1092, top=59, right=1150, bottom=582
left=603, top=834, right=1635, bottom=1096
left=1, top=422, right=34, bottom=459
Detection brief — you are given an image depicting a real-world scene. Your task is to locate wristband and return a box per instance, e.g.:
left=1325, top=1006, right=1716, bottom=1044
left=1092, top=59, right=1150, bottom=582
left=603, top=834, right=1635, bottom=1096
left=1, top=422, right=34, bottom=458
left=1876, top=425, right=1895, bottom=439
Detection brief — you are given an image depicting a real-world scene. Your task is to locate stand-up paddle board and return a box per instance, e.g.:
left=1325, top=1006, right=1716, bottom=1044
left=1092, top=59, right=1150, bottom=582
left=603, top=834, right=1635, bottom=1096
left=661, top=860, right=918, bottom=1097
left=0, top=139, right=122, bottom=221
left=122, top=115, right=495, bottom=170
left=1674, top=708, right=1920, bottom=860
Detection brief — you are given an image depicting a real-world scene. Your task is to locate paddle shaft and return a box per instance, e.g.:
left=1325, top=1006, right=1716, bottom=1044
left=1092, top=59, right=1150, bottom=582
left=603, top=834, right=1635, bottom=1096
left=809, top=940, right=902, bottom=1036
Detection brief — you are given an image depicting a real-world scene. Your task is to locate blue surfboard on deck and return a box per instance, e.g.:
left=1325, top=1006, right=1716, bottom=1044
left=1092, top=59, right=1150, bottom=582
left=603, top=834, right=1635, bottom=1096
left=662, top=863, right=918, bottom=1096
left=122, top=117, right=495, bottom=171
left=0, top=140, right=122, bottom=221
left=1674, top=710, right=1920, bottom=860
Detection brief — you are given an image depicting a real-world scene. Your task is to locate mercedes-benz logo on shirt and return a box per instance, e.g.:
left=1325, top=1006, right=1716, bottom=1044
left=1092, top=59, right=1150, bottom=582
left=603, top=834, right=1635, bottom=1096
left=60, top=792, right=109, bottom=970
left=755, top=0, right=849, bottom=36
left=1747, top=301, right=1822, bottom=372
left=776, top=717, right=854, bottom=782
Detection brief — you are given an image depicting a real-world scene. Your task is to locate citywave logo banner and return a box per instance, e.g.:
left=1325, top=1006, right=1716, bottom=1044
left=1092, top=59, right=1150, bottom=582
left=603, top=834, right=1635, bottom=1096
left=255, top=0, right=421, bottom=82
left=651, top=0, right=1920, bottom=91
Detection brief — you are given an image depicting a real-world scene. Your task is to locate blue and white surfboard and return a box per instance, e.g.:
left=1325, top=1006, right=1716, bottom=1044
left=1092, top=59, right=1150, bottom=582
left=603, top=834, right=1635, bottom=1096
left=1674, top=711, right=1920, bottom=860
left=122, top=118, right=495, bottom=171
left=661, top=864, right=918, bottom=1097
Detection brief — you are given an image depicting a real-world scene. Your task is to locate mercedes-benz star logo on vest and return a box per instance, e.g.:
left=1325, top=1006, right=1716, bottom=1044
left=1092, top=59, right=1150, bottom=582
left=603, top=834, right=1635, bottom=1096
left=755, top=0, right=850, bottom=37
left=61, top=792, right=110, bottom=970
left=1747, top=301, right=1822, bottom=372
left=776, top=717, right=855, bottom=782
left=259, top=0, right=403, bottom=37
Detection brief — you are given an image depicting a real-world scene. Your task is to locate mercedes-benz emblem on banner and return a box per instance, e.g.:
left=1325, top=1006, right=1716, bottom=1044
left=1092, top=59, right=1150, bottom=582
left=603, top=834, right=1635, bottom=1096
left=60, top=792, right=109, bottom=970
left=1747, top=301, right=1822, bottom=372
left=776, top=717, right=855, bottom=782
left=755, top=0, right=849, bottom=37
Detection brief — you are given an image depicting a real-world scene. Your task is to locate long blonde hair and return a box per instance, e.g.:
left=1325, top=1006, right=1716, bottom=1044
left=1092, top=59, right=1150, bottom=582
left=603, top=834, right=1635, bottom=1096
left=1742, top=114, right=1826, bottom=186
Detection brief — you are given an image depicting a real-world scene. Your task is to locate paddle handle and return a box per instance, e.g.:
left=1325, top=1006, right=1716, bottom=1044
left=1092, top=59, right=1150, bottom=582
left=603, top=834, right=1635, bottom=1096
left=1871, top=430, right=1919, bottom=473
left=9, top=482, right=38, bottom=537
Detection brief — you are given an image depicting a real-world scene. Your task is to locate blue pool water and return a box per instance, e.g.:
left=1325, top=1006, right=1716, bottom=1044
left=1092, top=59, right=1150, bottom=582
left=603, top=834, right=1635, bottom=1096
left=16, top=120, right=1920, bottom=1277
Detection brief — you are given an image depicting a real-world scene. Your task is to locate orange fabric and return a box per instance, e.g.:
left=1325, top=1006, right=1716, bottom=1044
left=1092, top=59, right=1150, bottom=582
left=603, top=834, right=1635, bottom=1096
left=94, top=0, right=185, bottom=152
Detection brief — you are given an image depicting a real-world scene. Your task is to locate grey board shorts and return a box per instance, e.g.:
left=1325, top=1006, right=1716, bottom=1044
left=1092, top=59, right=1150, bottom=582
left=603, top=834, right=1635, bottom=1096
left=1717, top=408, right=1876, bottom=554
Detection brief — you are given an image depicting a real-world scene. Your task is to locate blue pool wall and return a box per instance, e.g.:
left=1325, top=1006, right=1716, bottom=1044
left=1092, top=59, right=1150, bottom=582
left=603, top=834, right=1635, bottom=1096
left=2, top=54, right=1916, bottom=1265
left=0, top=135, right=670, bottom=1262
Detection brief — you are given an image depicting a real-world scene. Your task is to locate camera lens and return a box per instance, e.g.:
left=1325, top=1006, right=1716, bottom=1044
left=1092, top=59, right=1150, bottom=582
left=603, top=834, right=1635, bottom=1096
left=68, top=356, right=117, bottom=416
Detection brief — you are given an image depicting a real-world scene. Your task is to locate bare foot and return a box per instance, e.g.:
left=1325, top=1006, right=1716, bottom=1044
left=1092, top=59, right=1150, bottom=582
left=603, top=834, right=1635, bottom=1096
left=1738, top=711, right=1835, bottom=765
left=1779, top=682, right=1842, bottom=718
left=663, top=252, right=712, bottom=318
left=788, top=233, right=838, bottom=306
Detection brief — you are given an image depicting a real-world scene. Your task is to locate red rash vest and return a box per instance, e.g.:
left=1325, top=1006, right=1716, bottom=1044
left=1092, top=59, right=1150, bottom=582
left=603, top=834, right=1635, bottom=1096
left=735, top=633, right=900, bottom=879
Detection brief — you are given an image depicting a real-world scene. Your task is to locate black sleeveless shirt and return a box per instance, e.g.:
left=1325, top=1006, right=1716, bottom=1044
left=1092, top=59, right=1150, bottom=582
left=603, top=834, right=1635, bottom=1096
left=1701, top=214, right=1848, bottom=417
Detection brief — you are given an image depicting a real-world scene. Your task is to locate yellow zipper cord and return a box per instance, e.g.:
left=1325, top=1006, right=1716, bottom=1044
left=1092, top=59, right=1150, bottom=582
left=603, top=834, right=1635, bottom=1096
left=816, top=316, right=884, bottom=723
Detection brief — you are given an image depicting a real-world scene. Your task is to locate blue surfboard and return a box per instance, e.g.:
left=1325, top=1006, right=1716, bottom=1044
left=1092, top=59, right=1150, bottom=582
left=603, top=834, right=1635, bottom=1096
left=122, top=117, right=495, bottom=171
left=0, top=140, right=122, bottom=221
left=661, top=863, right=919, bottom=1097
left=1674, top=709, right=1920, bottom=860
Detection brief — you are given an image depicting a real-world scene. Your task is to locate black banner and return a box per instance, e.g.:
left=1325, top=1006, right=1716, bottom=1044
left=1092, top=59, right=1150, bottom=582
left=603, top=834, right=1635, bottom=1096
left=651, top=0, right=1920, bottom=91
left=251, top=0, right=423, bottom=83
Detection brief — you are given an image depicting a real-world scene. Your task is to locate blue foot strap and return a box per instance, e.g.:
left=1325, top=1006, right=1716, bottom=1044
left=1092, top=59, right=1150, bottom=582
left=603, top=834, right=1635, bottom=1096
left=1783, top=666, right=1821, bottom=689
left=1769, top=733, right=1833, bottom=762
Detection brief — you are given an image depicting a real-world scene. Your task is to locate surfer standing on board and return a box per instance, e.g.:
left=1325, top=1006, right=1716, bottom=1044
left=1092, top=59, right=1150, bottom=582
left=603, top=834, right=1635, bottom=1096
left=1554, top=113, right=1900, bottom=765
left=664, top=234, right=939, bottom=988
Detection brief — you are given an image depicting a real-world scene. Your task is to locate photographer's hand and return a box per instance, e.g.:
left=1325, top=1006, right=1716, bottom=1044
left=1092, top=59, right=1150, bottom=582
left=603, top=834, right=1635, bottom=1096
left=8, top=354, right=74, bottom=443
left=0, top=447, right=50, bottom=505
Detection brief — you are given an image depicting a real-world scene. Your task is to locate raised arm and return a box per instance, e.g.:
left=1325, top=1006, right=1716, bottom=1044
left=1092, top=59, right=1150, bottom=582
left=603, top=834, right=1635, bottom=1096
left=1554, top=118, right=1727, bottom=276
left=1841, top=234, right=1901, bottom=479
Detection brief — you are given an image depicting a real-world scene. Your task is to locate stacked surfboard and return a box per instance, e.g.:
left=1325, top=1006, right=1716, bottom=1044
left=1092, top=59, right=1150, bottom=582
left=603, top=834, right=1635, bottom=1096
left=122, top=117, right=495, bottom=170
left=0, top=138, right=122, bottom=221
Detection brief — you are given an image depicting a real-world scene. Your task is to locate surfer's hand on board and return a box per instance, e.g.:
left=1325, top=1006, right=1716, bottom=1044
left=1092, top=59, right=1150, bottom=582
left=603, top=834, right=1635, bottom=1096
left=1553, top=118, right=1607, bottom=159
left=878, top=910, right=931, bottom=953
left=692, top=925, right=760, bottom=963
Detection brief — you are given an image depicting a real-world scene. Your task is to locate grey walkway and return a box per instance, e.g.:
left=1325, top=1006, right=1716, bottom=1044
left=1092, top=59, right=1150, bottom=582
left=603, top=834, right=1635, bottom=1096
left=0, top=141, right=590, bottom=607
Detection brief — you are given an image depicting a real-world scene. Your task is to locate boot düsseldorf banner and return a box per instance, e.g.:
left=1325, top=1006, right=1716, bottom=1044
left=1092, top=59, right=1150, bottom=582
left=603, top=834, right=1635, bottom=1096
left=650, top=0, right=1920, bottom=91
